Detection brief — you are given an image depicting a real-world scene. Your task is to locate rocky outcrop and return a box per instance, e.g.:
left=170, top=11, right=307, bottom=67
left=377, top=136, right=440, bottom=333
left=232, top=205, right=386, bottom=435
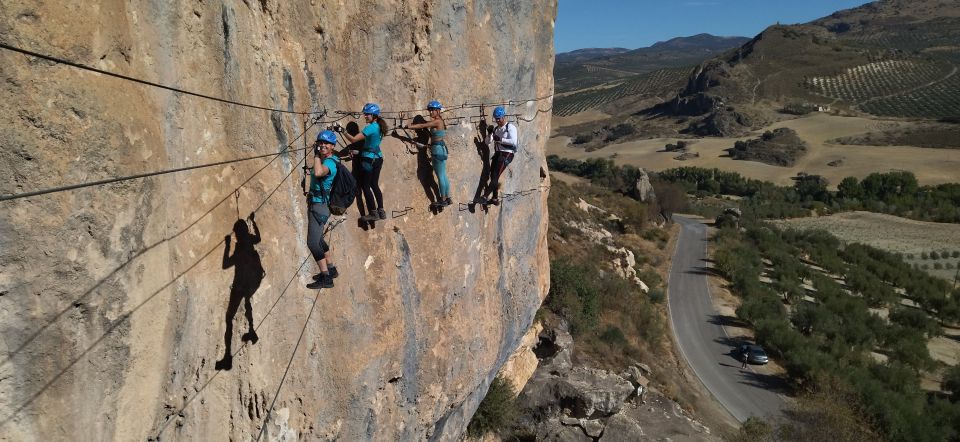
left=0, top=1, right=555, bottom=440
left=516, top=323, right=713, bottom=441
left=497, top=322, right=544, bottom=397
left=686, top=108, right=753, bottom=137
left=729, top=127, right=808, bottom=166
left=522, top=367, right=635, bottom=418
left=598, top=411, right=645, bottom=441
left=634, top=169, right=657, bottom=204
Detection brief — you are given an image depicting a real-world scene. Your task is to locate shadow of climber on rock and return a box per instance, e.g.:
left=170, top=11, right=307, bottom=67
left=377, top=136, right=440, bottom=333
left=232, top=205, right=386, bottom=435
left=215, top=213, right=265, bottom=371
left=470, top=119, right=493, bottom=211
left=392, top=115, right=441, bottom=211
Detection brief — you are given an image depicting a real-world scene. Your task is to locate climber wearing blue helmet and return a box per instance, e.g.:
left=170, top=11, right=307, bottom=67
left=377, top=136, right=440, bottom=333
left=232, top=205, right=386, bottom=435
left=476, top=105, right=518, bottom=206
left=304, top=129, right=340, bottom=289
left=343, top=103, right=390, bottom=221
left=401, top=100, right=452, bottom=207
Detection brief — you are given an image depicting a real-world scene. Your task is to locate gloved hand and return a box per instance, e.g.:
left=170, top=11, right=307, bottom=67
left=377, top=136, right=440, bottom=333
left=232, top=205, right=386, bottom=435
left=493, top=134, right=502, bottom=142
left=332, top=124, right=344, bottom=133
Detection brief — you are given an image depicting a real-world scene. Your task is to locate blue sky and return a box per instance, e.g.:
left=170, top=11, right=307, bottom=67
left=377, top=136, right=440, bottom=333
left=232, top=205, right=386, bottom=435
left=555, top=0, right=871, bottom=53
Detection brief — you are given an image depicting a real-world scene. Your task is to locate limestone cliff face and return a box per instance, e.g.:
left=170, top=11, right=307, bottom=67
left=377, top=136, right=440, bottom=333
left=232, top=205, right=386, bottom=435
left=0, top=1, right=555, bottom=440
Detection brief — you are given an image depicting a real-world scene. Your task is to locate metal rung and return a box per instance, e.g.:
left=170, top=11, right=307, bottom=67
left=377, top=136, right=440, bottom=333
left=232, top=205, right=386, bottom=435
left=392, top=207, right=414, bottom=218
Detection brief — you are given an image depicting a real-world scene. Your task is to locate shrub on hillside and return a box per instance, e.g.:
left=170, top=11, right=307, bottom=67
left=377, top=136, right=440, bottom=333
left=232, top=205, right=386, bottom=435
left=781, top=102, right=819, bottom=116
left=467, top=376, right=517, bottom=438
left=572, top=132, right=595, bottom=145
left=931, top=251, right=940, bottom=260
left=547, top=260, right=600, bottom=335
left=600, top=325, right=629, bottom=347
left=638, top=267, right=663, bottom=289
left=647, top=288, right=665, bottom=304
left=605, top=123, right=636, bottom=142
left=726, top=417, right=773, bottom=442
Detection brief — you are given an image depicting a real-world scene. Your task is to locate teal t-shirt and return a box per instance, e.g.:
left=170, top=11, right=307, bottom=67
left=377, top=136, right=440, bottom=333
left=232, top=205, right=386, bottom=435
left=309, top=157, right=338, bottom=204
left=361, top=122, right=383, bottom=159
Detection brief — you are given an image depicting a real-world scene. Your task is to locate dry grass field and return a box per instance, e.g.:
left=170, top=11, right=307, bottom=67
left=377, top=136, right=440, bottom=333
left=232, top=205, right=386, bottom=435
left=770, top=211, right=960, bottom=281
left=548, top=113, right=960, bottom=187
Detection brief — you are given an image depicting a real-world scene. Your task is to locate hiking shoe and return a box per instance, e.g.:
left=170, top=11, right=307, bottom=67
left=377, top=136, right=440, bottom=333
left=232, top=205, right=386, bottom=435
left=307, top=274, right=334, bottom=289
left=359, top=213, right=378, bottom=223
left=472, top=197, right=487, bottom=206
left=441, top=197, right=452, bottom=207
left=313, top=267, right=338, bottom=280
left=488, top=198, right=500, bottom=206
left=377, top=208, right=387, bottom=220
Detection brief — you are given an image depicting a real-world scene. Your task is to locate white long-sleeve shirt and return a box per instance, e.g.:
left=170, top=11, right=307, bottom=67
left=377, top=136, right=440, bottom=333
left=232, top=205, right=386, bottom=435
left=487, top=122, right=518, bottom=153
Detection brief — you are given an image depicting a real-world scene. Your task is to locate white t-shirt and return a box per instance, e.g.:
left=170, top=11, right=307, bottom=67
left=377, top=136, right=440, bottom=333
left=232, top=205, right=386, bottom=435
left=487, top=122, right=518, bottom=153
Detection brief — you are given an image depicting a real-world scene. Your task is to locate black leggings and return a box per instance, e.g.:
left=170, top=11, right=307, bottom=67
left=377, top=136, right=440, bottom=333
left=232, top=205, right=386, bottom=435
left=484, top=151, right=514, bottom=199
left=357, top=157, right=384, bottom=211
left=307, top=203, right=330, bottom=261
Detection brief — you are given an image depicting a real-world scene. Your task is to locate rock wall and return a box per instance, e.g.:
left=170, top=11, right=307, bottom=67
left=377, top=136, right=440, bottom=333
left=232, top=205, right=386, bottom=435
left=0, top=1, right=555, bottom=440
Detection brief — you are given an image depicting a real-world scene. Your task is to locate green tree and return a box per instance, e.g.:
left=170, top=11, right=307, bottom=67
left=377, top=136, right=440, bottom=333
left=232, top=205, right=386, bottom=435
left=889, top=307, right=941, bottom=338
left=944, top=366, right=960, bottom=402
left=467, top=376, right=518, bottom=437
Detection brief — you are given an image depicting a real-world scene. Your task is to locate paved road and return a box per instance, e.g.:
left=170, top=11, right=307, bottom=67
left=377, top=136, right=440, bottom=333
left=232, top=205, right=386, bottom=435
left=667, top=216, right=785, bottom=422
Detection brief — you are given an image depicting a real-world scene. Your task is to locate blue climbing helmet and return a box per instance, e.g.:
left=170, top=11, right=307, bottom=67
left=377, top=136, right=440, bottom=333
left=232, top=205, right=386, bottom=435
left=362, top=102, right=381, bottom=116
left=316, top=130, right=337, bottom=145
left=427, top=100, right=442, bottom=110
left=493, top=106, right=506, bottom=119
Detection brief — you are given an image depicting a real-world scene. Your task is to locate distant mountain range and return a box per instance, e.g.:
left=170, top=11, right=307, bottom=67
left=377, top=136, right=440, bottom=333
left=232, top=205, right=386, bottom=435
left=555, top=48, right=630, bottom=64
left=554, top=0, right=960, bottom=127
left=555, top=34, right=750, bottom=92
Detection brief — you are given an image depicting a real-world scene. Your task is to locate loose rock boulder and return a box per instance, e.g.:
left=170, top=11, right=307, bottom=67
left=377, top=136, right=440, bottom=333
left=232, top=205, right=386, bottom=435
left=598, top=411, right=645, bottom=441
left=522, top=367, right=635, bottom=418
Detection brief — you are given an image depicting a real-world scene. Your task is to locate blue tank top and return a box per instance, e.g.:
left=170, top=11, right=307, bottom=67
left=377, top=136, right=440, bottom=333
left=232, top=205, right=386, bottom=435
left=430, top=127, right=446, bottom=144
left=361, top=122, right=383, bottom=159
left=309, top=158, right=338, bottom=204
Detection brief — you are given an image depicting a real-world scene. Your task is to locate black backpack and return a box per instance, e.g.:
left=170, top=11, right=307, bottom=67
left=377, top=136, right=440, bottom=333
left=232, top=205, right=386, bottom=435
left=323, top=159, right=357, bottom=215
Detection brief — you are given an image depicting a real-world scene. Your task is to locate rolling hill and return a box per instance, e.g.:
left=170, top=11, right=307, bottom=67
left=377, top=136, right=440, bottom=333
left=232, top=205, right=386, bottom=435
left=554, top=34, right=750, bottom=93
left=661, top=0, right=960, bottom=131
